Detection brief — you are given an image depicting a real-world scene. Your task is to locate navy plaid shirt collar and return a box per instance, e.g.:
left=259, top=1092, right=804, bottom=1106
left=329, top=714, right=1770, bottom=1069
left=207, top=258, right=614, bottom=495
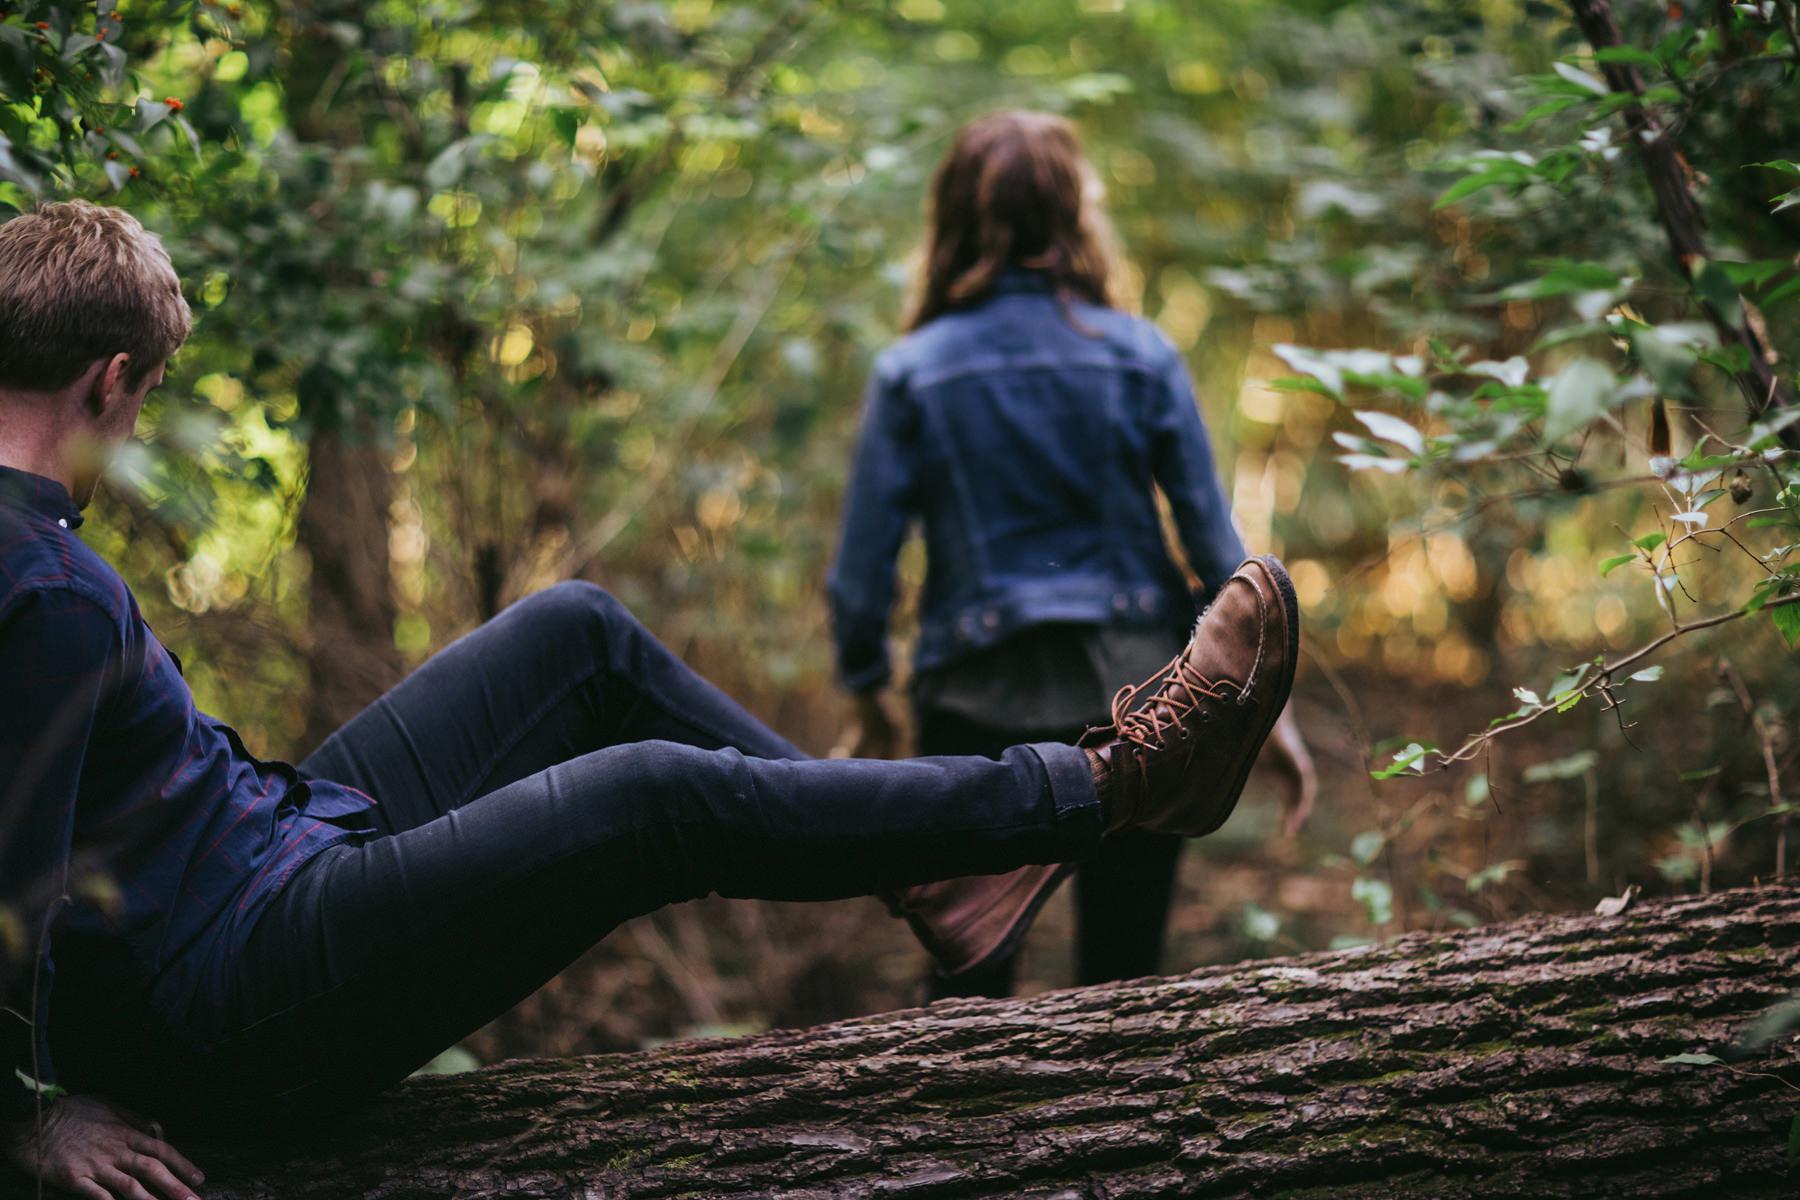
left=0, top=464, right=84, bottom=530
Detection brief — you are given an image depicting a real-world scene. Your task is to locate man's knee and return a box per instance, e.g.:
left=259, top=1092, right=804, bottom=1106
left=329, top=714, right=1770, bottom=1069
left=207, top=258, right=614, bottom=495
left=512, top=580, right=638, bottom=639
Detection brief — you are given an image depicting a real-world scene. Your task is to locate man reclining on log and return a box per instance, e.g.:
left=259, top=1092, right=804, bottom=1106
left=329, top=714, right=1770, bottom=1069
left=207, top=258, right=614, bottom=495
left=0, top=201, right=1297, bottom=1200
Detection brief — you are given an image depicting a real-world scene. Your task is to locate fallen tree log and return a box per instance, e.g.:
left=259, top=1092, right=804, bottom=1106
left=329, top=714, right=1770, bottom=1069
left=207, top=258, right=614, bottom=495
left=193, top=880, right=1800, bottom=1199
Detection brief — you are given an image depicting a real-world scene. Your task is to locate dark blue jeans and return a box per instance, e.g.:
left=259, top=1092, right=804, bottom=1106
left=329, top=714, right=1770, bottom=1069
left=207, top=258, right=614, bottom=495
left=914, top=707, right=1182, bottom=1000
left=181, top=583, right=1099, bottom=1127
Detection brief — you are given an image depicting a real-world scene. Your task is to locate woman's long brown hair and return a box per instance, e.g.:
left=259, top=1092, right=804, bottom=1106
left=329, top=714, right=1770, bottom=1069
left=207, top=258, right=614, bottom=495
left=906, top=110, right=1122, bottom=332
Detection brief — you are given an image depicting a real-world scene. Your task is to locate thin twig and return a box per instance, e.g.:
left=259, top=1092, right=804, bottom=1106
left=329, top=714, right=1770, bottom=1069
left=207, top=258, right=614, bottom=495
left=1421, top=593, right=1800, bottom=771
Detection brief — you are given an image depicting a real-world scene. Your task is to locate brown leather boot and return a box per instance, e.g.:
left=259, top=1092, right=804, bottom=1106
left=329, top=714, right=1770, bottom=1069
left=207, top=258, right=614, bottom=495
left=881, top=861, right=1076, bottom=978
left=1080, top=555, right=1299, bottom=837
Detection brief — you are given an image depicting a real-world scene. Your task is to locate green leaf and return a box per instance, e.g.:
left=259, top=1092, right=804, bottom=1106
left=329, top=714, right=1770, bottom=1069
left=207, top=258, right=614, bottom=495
left=1738, top=993, right=1800, bottom=1054
left=134, top=98, right=172, bottom=131
left=1497, top=260, right=1622, bottom=299
left=1762, top=276, right=1800, bottom=312
left=1772, top=602, right=1800, bottom=648
left=1243, top=900, right=1282, bottom=942
left=1600, top=553, right=1636, bottom=577
left=1467, top=861, right=1521, bottom=892
left=1630, top=666, right=1664, bottom=683
left=1435, top=165, right=1523, bottom=209
left=1659, top=1052, right=1723, bottom=1066
left=1371, top=742, right=1431, bottom=780
left=1350, top=830, right=1386, bottom=866
left=1718, top=260, right=1791, bottom=290
left=1465, top=773, right=1490, bottom=806
left=1273, top=344, right=1343, bottom=397
left=1354, top=410, right=1425, bottom=456
left=1690, top=260, right=1745, bottom=326
left=1352, top=875, right=1395, bottom=925
left=1635, top=532, right=1667, bottom=551
left=1553, top=61, right=1608, bottom=95
left=1504, top=95, right=1582, bottom=133
left=1594, top=45, right=1659, bottom=68
left=1544, top=357, right=1617, bottom=442
left=1523, top=750, right=1598, bottom=783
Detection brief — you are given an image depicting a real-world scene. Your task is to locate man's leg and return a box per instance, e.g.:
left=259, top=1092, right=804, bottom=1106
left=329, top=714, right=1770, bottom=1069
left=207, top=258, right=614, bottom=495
left=299, top=581, right=808, bottom=836
left=203, top=735, right=1101, bottom=1126
left=910, top=706, right=1089, bottom=1001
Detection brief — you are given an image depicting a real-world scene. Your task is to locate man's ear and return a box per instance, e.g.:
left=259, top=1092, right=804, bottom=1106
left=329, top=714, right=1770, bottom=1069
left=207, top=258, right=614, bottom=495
left=84, top=353, right=132, bottom=419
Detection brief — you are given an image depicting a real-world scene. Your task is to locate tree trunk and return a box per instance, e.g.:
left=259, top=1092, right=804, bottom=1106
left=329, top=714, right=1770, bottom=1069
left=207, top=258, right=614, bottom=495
left=294, top=428, right=400, bottom=754
left=1564, top=0, right=1799, bottom=435
left=188, top=881, right=1800, bottom=1199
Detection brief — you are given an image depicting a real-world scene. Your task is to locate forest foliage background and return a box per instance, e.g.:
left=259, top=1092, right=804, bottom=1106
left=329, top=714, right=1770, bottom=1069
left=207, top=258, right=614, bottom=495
left=4, top=0, right=1798, bottom=1063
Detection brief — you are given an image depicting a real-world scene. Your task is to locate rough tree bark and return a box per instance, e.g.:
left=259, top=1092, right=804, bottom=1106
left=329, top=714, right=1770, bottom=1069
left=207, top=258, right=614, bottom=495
left=189, top=881, right=1800, bottom=1199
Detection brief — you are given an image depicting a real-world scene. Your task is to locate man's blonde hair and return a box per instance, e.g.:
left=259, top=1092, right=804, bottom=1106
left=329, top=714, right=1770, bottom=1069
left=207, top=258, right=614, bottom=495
left=0, top=201, right=192, bottom=391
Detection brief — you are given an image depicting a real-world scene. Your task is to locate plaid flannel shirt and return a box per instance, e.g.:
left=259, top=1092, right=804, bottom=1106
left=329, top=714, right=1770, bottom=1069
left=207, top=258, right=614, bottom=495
left=0, top=465, right=373, bottom=1122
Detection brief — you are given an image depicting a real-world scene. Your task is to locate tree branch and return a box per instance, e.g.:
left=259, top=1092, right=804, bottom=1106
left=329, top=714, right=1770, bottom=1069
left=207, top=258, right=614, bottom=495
left=1565, top=0, right=1799, bottom=442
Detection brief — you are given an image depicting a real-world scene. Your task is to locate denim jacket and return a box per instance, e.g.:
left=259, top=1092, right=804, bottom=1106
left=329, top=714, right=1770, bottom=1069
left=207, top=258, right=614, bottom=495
left=827, top=270, right=1246, bottom=693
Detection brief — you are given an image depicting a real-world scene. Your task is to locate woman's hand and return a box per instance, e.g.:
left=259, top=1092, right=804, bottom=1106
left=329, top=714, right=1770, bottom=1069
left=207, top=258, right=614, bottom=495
left=833, top=690, right=902, bottom=760
left=6, top=1095, right=204, bottom=1200
left=1266, top=706, right=1317, bottom=836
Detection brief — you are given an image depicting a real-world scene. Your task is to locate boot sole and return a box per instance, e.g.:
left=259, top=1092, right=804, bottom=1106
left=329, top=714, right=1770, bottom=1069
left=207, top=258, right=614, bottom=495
left=1195, top=554, right=1300, bottom=836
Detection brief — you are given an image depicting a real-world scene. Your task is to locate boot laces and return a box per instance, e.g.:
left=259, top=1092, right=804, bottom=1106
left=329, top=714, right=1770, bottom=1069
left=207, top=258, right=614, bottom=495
left=1108, top=654, right=1237, bottom=751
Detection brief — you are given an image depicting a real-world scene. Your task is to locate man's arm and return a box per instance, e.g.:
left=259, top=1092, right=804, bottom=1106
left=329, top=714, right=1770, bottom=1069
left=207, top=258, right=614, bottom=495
left=0, top=586, right=116, bottom=1138
left=0, top=588, right=201, bottom=1198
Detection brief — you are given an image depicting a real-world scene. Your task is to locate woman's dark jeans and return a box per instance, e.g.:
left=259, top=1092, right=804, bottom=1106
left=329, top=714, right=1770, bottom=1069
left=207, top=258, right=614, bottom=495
left=915, top=706, right=1182, bottom=1001
left=141, top=583, right=1100, bottom=1127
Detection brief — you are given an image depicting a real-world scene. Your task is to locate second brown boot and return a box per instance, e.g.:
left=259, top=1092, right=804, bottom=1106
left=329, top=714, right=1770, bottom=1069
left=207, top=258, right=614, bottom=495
left=882, top=861, right=1076, bottom=977
left=1080, top=555, right=1299, bottom=837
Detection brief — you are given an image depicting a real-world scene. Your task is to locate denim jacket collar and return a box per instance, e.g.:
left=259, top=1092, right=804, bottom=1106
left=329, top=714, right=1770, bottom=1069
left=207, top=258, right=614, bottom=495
left=989, top=267, right=1053, bottom=297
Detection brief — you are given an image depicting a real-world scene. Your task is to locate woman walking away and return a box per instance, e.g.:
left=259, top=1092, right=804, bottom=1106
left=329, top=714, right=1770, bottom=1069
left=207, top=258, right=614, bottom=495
left=828, top=110, right=1316, bottom=999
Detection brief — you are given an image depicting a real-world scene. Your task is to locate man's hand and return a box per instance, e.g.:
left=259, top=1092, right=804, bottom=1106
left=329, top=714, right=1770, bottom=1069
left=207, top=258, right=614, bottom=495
left=6, top=1095, right=204, bottom=1200
left=1266, top=706, right=1317, bottom=837
left=832, top=690, right=902, bottom=760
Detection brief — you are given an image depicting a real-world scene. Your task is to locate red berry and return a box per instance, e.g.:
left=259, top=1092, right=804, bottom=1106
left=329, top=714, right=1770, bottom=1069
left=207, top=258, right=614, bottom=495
left=164, top=97, right=183, bottom=112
